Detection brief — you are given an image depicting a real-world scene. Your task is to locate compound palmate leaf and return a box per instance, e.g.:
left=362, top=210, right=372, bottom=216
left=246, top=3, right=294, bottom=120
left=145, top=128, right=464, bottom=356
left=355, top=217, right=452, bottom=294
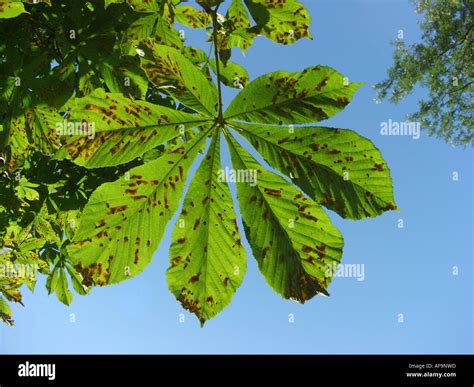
left=68, top=128, right=212, bottom=286
left=230, top=122, right=396, bottom=219
left=167, top=132, right=245, bottom=325
left=55, top=89, right=212, bottom=168
left=0, top=0, right=398, bottom=327
left=226, top=134, right=343, bottom=301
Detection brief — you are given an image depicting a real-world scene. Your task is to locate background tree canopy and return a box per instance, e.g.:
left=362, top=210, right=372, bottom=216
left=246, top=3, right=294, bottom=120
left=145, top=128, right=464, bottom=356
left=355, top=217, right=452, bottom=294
left=0, top=0, right=395, bottom=326
left=375, top=0, right=473, bottom=147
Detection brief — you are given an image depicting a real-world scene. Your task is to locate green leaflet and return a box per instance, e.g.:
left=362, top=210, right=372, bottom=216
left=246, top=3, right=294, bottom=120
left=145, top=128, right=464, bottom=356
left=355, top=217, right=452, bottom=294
left=15, top=177, right=40, bottom=203
left=5, top=103, right=62, bottom=163
left=0, top=296, right=13, bottom=326
left=24, top=105, right=62, bottom=155
left=244, top=0, right=311, bottom=45
left=225, top=66, right=362, bottom=124
left=167, top=132, right=246, bottom=325
left=66, top=263, right=89, bottom=296
left=46, top=261, right=87, bottom=305
left=76, top=56, right=102, bottom=96
left=0, top=0, right=26, bottom=19
left=226, top=134, right=343, bottom=301
left=68, top=128, right=211, bottom=286
left=225, top=28, right=255, bottom=54
left=231, top=122, right=397, bottom=219
left=47, top=266, right=73, bottom=306
left=221, top=0, right=256, bottom=55
left=175, top=5, right=210, bottom=29
left=105, top=0, right=164, bottom=12
left=99, top=55, right=149, bottom=99
left=209, top=59, right=249, bottom=89
left=56, top=268, right=73, bottom=306
left=122, top=14, right=183, bottom=54
left=31, top=58, right=76, bottom=108
left=227, top=0, right=252, bottom=29
left=4, top=115, right=29, bottom=173
left=140, top=43, right=218, bottom=116
left=54, top=89, right=212, bottom=168
left=199, top=0, right=225, bottom=8
left=181, top=46, right=208, bottom=66
left=46, top=265, right=59, bottom=295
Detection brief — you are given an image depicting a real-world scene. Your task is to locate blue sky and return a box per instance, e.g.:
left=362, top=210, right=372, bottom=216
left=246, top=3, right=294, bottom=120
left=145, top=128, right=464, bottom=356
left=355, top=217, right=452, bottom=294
left=1, top=0, right=472, bottom=354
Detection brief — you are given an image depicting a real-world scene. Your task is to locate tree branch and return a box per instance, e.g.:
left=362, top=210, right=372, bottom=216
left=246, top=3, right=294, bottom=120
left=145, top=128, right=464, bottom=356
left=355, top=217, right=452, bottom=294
left=211, top=9, right=224, bottom=124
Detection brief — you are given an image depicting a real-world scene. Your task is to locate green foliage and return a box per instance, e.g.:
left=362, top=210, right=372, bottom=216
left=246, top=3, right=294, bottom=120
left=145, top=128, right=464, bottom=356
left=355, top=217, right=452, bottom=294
left=0, top=1, right=26, bottom=19
left=0, top=0, right=395, bottom=326
left=375, top=0, right=473, bottom=146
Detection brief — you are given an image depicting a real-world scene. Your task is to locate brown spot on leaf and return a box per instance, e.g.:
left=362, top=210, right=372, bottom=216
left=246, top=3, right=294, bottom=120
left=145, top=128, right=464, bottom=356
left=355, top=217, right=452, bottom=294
left=372, top=163, right=385, bottom=171
left=108, top=205, right=128, bottom=215
left=188, top=272, right=202, bottom=284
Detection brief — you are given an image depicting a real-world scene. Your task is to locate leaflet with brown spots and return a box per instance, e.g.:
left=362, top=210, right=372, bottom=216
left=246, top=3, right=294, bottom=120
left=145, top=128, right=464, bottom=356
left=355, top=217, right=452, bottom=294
left=55, top=89, right=211, bottom=168
left=232, top=122, right=397, bottom=219
left=167, top=133, right=246, bottom=326
left=226, top=134, right=343, bottom=303
left=68, top=128, right=212, bottom=287
left=225, top=65, right=362, bottom=125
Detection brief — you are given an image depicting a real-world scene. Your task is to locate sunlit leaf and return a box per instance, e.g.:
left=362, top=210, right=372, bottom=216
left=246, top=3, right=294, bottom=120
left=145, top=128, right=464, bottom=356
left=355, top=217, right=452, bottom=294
left=209, top=59, right=249, bottom=89
left=167, top=132, right=245, bottom=325
left=55, top=267, right=73, bottom=306
left=122, top=13, right=183, bottom=54
left=230, top=122, right=397, bottom=219
left=226, top=134, right=343, bottom=301
left=175, top=5, right=210, bottom=28
left=68, top=128, right=212, bottom=286
left=225, top=66, right=362, bottom=124
left=54, top=89, right=212, bottom=168
left=0, top=0, right=26, bottom=19
left=140, top=43, right=218, bottom=116
left=245, top=0, right=311, bottom=45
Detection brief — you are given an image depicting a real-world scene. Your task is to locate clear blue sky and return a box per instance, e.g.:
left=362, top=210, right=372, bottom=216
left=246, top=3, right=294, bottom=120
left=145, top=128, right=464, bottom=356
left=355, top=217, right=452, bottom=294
left=1, top=0, right=472, bottom=354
